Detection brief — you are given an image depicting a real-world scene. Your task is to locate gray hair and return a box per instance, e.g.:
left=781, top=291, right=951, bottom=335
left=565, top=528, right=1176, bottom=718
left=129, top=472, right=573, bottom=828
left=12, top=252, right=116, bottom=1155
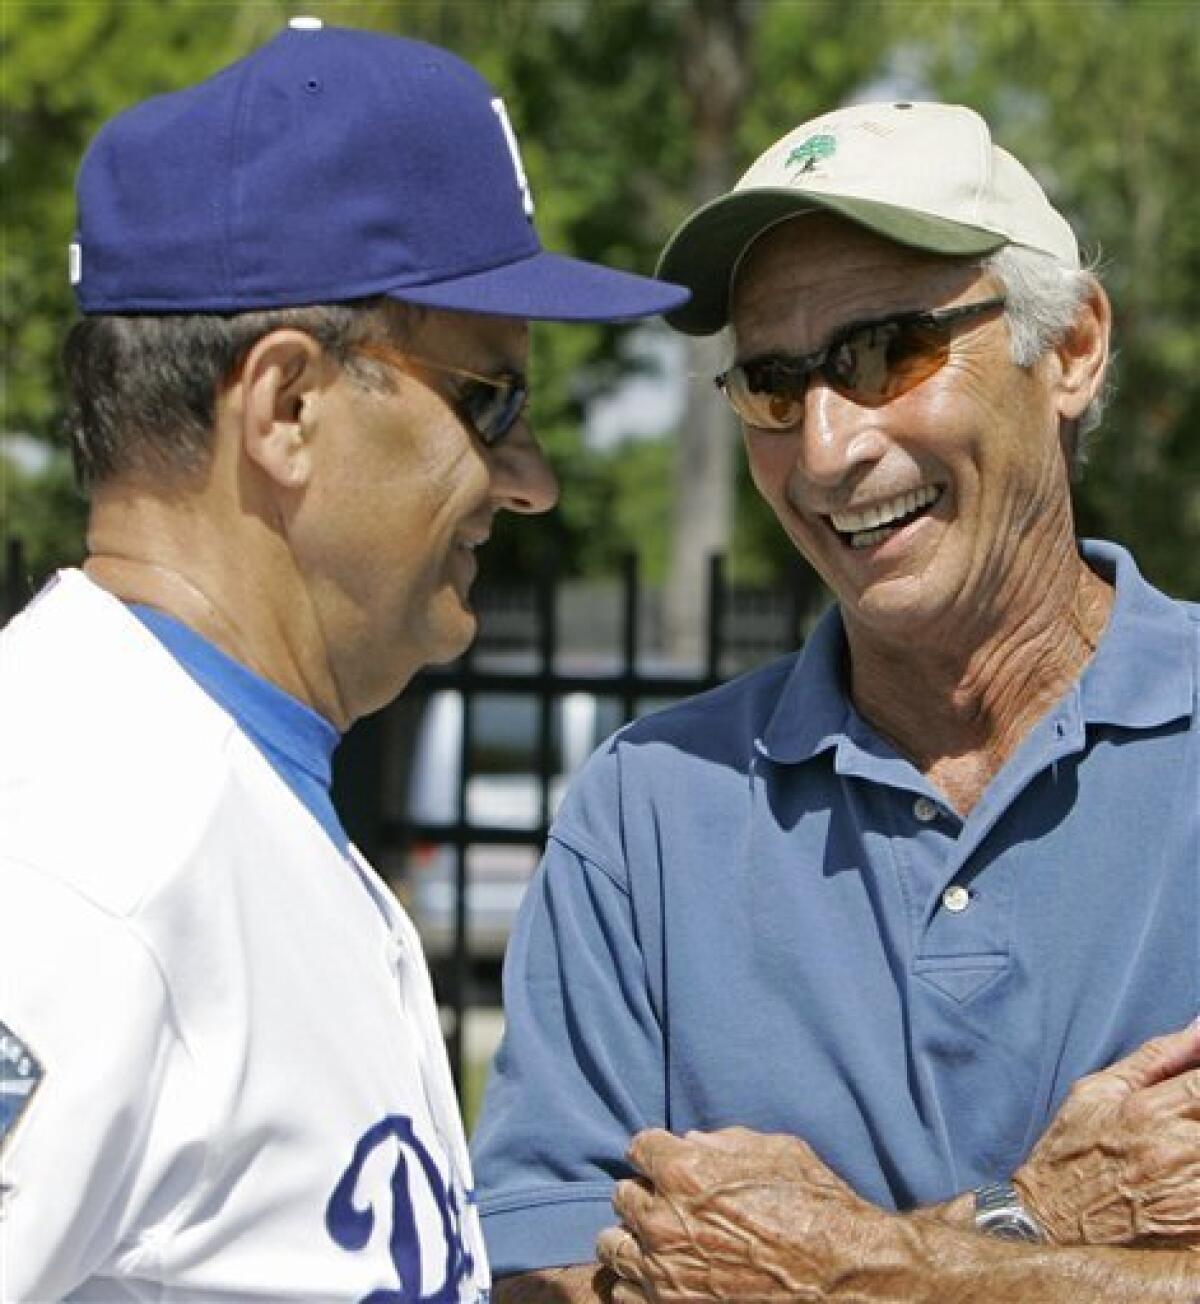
left=982, top=245, right=1109, bottom=473
left=62, top=298, right=413, bottom=489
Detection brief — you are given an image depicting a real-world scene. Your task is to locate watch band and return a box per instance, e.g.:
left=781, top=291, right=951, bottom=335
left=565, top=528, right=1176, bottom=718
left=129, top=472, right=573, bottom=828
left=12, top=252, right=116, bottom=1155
left=973, top=1180, right=1045, bottom=1243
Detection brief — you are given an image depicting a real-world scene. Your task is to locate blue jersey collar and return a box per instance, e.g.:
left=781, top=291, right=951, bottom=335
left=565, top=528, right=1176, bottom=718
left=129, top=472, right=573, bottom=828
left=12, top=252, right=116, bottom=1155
left=128, top=603, right=347, bottom=853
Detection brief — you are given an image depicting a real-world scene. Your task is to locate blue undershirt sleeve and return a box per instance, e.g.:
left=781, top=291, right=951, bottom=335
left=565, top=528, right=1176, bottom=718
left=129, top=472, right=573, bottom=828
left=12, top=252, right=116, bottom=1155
left=470, top=767, right=664, bottom=1278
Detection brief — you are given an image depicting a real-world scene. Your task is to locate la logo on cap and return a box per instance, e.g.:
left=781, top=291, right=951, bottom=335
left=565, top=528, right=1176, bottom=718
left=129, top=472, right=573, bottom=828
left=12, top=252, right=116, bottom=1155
left=490, top=98, right=534, bottom=219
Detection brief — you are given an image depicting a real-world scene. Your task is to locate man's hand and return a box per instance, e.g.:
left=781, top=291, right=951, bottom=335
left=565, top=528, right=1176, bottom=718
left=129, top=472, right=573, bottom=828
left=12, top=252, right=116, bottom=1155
left=588, top=1024, right=1200, bottom=1301
left=1014, top=1021, right=1200, bottom=1248
left=596, top=1126, right=908, bottom=1301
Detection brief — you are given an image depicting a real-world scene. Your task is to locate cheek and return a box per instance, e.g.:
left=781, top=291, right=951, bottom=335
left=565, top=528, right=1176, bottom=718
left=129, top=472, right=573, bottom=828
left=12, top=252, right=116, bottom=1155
left=744, top=435, right=830, bottom=558
left=744, top=433, right=794, bottom=509
left=420, top=450, right=491, bottom=540
left=381, top=419, right=489, bottom=527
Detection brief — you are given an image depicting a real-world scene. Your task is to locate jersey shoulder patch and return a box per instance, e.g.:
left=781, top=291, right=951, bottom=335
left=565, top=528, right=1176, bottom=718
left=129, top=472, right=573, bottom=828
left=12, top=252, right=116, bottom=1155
left=0, top=1021, right=44, bottom=1148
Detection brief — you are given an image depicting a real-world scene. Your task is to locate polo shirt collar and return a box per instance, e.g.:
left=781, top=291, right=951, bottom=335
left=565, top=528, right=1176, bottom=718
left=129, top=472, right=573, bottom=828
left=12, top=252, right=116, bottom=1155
left=1076, top=539, right=1195, bottom=728
left=757, top=538, right=1194, bottom=766
left=759, top=602, right=852, bottom=764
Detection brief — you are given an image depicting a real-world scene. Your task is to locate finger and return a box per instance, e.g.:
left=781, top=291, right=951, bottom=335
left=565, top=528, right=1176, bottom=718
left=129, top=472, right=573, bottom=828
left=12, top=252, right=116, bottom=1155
left=1125, top=1064, right=1200, bottom=1119
left=627, top=1127, right=682, bottom=1175
left=1139, top=1022, right=1200, bottom=1081
left=1085, top=1025, right=1200, bottom=1100
left=613, top=1176, right=656, bottom=1225
left=597, top=1225, right=645, bottom=1282
left=692, top=1124, right=769, bottom=1147
left=611, top=1281, right=650, bottom=1304
left=629, top=1126, right=750, bottom=1172
left=628, top=1126, right=683, bottom=1168
left=1103, top=1025, right=1200, bottom=1094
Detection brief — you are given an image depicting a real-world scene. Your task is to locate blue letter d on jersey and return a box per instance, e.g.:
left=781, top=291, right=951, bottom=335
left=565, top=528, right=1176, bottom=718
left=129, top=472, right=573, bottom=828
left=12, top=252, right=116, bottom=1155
left=327, top=1115, right=473, bottom=1303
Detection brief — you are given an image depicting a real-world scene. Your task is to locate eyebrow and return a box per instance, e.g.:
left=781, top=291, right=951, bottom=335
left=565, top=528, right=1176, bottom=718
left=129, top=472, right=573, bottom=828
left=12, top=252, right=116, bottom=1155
left=472, top=339, right=530, bottom=381
left=468, top=359, right=527, bottom=384
left=429, top=358, right=528, bottom=390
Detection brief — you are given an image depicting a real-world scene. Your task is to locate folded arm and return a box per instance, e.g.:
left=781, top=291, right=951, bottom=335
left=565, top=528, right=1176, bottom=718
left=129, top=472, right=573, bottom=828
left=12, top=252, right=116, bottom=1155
left=597, top=1126, right=1200, bottom=1303
left=497, top=1024, right=1200, bottom=1302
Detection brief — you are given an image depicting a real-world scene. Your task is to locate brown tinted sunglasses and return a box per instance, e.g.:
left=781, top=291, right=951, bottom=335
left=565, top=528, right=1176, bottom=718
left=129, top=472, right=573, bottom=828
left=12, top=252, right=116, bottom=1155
left=715, top=296, right=1006, bottom=430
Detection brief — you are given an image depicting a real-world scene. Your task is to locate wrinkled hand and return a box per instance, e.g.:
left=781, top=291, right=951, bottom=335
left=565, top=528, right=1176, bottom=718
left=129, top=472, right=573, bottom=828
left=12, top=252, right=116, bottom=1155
left=596, top=1127, right=905, bottom=1302
left=1015, top=1021, right=1200, bottom=1249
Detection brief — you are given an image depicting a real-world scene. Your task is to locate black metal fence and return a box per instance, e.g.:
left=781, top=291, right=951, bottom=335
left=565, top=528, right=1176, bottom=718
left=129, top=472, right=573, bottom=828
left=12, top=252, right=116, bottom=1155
left=334, top=552, right=824, bottom=1087
left=3, top=536, right=823, bottom=1089
left=4, top=536, right=28, bottom=624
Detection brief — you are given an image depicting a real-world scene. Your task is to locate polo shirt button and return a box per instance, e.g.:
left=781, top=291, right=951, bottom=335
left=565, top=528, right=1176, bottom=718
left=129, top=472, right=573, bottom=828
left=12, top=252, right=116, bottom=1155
left=913, top=796, right=939, bottom=822
left=942, top=884, right=971, bottom=913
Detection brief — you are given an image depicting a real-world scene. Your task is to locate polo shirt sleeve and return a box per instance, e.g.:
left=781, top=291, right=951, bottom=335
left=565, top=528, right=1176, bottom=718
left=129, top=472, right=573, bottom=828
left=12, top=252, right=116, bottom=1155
left=470, top=742, right=665, bottom=1278
left=0, top=857, right=178, bottom=1299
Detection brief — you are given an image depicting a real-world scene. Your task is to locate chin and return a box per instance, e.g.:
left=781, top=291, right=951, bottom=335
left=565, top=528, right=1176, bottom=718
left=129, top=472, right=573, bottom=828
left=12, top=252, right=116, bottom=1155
left=843, top=576, right=955, bottom=637
left=425, top=608, right=480, bottom=667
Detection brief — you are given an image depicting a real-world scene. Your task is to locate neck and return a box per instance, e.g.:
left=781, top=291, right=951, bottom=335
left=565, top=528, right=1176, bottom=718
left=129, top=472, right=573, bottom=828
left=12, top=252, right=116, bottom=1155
left=846, top=549, right=1113, bottom=814
left=84, top=482, right=350, bottom=730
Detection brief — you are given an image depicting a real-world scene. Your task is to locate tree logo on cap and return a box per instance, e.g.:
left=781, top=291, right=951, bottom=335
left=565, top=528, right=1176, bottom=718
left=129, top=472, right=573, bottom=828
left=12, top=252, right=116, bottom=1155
left=786, top=133, right=837, bottom=174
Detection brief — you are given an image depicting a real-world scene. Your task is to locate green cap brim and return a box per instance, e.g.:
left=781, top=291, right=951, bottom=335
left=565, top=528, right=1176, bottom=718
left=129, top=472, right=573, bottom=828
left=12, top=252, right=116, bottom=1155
left=655, top=189, right=1008, bottom=336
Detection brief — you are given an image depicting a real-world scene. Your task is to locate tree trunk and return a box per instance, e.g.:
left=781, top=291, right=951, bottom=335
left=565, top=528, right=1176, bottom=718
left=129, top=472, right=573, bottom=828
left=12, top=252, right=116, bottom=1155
left=663, top=0, right=751, bottom=662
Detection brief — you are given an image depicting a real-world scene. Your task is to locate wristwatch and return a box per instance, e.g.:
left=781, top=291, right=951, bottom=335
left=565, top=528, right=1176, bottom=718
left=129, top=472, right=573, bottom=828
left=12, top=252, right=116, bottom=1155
left=973, top=1181, right=1045, bottom=1242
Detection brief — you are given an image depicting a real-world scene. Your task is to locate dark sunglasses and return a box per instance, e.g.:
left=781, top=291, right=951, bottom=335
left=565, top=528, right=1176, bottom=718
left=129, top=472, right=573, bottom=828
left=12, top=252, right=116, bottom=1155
left=715, top=295, right=1006, bottom=431
left=354, top=342, right=529, bottom=447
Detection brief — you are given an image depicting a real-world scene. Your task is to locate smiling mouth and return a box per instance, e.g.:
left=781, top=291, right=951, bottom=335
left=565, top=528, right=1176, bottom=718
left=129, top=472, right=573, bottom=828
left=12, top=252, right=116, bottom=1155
left=828, top=484, right=943, bottom=550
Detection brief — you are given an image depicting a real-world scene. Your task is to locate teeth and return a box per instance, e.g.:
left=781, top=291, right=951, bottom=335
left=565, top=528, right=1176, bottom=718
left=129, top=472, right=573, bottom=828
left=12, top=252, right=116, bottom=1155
left=848, top=523, right=898, bottom=550
left=831, top=485, right=940, bottom=538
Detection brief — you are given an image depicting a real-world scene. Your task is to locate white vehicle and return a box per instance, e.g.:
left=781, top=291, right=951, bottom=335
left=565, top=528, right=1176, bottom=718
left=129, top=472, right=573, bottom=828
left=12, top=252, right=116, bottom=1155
left=403, top=689, right=626, bottom=967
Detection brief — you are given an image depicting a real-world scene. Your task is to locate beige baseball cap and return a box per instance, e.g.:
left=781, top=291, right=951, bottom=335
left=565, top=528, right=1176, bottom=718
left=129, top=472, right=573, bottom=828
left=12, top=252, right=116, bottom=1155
left=656, top=101, right=1080, bottom=336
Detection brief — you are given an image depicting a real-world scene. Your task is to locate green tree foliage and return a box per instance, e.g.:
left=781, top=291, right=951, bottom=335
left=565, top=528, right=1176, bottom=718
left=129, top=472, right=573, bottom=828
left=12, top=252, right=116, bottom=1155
left=720, top=0, right=1199, bottom=599
left=1, top=0, right=292, bottom=590
left=891, top=0, right=1200, bottom=596
left=2, top=448, right=87, bottom=599
left=3, top=0, right=1197, bottom=602
left=2, top=1, right=292, bottom=431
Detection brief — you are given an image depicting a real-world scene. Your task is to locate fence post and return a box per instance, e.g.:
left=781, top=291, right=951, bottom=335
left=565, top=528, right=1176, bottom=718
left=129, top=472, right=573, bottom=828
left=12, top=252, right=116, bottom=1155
left=4, top=535, right=26, bottom=624
left=535, top=564, right=557, bottom=832
left=620, top=552, right=639, bottom=719
left=448, top=642, right=475, bottom=1092
left=706, top=552, right=724, bottom=682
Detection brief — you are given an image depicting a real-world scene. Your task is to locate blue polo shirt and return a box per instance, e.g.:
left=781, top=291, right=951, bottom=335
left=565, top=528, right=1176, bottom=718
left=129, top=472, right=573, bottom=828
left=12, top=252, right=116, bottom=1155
left=471, top=540, right=1200, bottom=1276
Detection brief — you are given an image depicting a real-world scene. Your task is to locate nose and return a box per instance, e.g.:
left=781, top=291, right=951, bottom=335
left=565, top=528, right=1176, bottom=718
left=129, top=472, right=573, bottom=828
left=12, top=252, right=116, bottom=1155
left=795, top=377, right=887, bottom=490
left=489, top=424, right=560, bottom=516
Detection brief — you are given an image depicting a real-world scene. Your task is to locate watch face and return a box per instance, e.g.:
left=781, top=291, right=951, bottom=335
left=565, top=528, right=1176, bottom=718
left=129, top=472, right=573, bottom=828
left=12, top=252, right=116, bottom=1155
left=980, top=1214, right=1042, bottom=1243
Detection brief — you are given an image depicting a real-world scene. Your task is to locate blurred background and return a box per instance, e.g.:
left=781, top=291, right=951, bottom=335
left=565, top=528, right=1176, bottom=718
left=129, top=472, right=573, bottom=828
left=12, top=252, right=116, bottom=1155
left=5, top=0, right=1199, bottom=612
left=4, top=0, right=1198, bottom=1111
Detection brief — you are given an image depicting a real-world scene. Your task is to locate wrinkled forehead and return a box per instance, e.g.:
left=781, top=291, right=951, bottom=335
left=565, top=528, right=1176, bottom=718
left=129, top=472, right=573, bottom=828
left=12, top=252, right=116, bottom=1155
left=730, top=212, right=987, bottom=350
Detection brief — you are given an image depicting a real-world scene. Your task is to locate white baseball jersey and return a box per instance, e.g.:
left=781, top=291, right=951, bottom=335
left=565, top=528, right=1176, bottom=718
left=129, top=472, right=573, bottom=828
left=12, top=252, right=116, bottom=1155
left=0, top=571, right=490, bottom=1302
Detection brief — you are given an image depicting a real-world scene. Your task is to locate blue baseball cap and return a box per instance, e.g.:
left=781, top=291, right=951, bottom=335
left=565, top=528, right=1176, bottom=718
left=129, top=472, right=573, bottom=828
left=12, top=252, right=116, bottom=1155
left=72, top=19, right=688, bottom=323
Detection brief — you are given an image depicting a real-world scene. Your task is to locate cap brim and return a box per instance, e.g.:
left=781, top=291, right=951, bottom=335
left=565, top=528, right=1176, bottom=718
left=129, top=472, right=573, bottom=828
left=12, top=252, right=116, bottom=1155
left=656, top=189, right=1007, bottom=335
left=385, top=249, right=689, bottom=324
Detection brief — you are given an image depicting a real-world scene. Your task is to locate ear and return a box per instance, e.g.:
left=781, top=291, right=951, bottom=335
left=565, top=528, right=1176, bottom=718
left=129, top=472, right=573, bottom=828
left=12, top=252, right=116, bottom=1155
left=1050, top=276, right=1111, bottom=423
left=229, top=329, right=330, bottom=490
